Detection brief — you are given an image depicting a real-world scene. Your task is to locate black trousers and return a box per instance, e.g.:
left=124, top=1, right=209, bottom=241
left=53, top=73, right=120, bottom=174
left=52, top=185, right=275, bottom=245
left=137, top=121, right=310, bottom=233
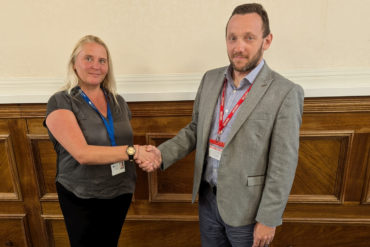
left=56, top=182, right=132, bottom=247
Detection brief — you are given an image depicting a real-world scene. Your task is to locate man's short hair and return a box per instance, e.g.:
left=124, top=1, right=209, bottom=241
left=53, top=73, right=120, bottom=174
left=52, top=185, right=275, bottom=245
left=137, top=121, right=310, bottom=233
left=227, top=3, right=270, bottom=37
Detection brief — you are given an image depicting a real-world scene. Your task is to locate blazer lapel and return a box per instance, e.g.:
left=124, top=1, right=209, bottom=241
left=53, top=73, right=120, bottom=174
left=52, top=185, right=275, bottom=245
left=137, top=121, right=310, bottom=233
left=201, top=69, right=225, bottom=145
left=224, top=64, right=274, bottom=147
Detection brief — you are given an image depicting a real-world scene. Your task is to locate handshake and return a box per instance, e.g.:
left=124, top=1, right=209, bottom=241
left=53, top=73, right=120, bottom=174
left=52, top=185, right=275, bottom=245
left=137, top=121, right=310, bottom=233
left=133, top=145, right=162, bottom=172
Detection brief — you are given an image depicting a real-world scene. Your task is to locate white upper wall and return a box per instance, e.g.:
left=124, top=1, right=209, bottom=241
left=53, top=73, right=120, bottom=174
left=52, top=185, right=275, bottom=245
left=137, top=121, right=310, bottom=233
left=0, top=0, right=369, bottom=102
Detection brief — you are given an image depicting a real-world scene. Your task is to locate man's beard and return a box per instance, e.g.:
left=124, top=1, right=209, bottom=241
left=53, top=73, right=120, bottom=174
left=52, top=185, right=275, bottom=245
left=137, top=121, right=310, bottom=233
left=229, top=44, right=263, bottom=74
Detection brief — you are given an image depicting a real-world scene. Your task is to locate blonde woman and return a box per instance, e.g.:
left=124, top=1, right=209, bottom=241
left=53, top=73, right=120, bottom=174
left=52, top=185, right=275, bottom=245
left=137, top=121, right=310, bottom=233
left=45, top=35, right=160, bottom=247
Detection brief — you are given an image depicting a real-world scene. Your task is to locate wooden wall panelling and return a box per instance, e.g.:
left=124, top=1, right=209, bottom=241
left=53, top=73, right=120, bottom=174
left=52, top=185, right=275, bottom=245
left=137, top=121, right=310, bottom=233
left=147, top=133, right=195, bottom=202
left=129, top=101, right=196, bottom=204
left=26, top=118, right=58, bottom=201
left=289, top=130, right=353, bottom=204
left=302, top=98, right=370, bottom=204
left=0, top=118, right=31, bottom=247
left=0, top=215, right=32, bottom=247
left=41, top=218, right=202, bottom=247
left=119, top=219, right=201, bottom=247
left=362, top=136, right=370, bottom=204
left=344, top=132, right=370, bottom=203
left=302, top=96, right=370, bottom=113
left=1, top=98, right=370, bottom=246
left=27, top=134, right=58, bottom=201
left=127, top=102, right=201, bottom=246
left=272, top=220, right=370, bottom=247
left=27, top=118, right=61, bottom=246
left=0, top=132, right=22, bottom=201
left=129, top=101, right=193, bottom=202
left=128, top=101, right=194, bottom=118
left=1, top=117, right=49, bottom=246
left=43, top=217, right=67, bottom=247
left=279, top=97, right=370, bottom=245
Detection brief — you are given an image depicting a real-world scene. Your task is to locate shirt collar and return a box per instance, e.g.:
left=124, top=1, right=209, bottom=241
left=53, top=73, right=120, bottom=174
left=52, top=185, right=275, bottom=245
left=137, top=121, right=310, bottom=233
left=224, top=59, right=265, bottom=89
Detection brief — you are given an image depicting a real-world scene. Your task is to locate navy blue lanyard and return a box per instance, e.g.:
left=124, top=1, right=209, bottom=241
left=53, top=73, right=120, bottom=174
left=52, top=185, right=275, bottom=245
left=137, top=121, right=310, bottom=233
left=79, top=88, right=117, bottom=146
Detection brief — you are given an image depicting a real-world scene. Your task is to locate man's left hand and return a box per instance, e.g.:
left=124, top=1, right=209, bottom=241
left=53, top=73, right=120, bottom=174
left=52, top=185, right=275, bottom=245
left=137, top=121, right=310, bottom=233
left=252, top=222, right=276, bottom=247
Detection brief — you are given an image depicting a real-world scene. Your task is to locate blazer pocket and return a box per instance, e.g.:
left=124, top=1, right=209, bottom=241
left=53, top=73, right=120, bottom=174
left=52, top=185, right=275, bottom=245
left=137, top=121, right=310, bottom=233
left=247, top=175, right=265, bottom=186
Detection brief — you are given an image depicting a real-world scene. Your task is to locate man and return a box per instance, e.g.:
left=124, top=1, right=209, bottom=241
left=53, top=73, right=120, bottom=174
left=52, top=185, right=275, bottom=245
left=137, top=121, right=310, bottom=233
left=139, top=3, right=304, bottom=247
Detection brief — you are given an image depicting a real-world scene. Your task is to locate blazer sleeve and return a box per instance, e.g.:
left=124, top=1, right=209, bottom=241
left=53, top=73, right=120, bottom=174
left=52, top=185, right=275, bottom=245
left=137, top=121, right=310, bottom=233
left=158, top=73, right=206, bottom=170
left=255, top=84, right=304, bottom=227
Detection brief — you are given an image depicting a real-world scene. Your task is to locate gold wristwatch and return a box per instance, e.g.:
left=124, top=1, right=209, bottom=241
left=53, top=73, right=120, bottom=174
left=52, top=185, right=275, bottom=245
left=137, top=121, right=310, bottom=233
left=126, top=145, right=136, bottom=162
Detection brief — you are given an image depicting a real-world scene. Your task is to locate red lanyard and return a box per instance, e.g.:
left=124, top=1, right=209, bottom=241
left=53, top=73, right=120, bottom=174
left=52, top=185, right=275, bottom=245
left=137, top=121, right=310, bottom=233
left=218, top=78, right=253, bottom=138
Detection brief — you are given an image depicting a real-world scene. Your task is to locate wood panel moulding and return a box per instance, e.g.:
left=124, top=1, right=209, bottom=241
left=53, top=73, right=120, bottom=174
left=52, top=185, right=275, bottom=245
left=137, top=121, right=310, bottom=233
left=27, top=134, right=58, bottom=201
left=289, top=131, right=353, bottom=204
left=147, top=133, right=195, bottom=202
left=273, top=221, right=370, bottom=247
left=284, top=203, right=370, bottom=222
left=362, top=141, right=370, bottom=204
left=43, top=216, right=67, bottom=247
left=303, top=96, right=370, bottom=113
left=128, top=101, right=193, bottom=117
left=0, top=134, right=22, bottom=201
left=0, top=104, right=46, bottom=119
left=0, top=215, right=31, bottom=247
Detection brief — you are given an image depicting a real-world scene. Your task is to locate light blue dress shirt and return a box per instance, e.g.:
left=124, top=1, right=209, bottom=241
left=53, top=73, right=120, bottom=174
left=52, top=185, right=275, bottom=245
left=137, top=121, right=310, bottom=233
left=204, top=60, right=265, bottom=187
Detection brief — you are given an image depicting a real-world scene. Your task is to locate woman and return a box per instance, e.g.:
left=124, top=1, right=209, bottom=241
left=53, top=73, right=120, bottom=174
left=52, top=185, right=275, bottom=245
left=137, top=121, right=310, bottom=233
left=44, top=35, right=159, bottom=247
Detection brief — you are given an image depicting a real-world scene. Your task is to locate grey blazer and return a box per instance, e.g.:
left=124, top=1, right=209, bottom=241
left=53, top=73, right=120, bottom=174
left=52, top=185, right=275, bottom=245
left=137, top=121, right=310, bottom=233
left=158, top=63, right=304, bottom=227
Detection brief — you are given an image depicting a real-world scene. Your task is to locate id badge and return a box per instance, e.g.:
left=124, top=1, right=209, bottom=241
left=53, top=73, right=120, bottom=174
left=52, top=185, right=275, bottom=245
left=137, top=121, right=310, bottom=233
left=111, top=162, right=125, bottom=176
left=208, top=139, right=224, bottom=161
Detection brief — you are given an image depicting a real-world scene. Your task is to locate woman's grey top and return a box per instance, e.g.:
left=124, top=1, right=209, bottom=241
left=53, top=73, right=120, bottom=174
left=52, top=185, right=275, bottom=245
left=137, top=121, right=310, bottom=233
left=45, top=87, right=136, bottom=199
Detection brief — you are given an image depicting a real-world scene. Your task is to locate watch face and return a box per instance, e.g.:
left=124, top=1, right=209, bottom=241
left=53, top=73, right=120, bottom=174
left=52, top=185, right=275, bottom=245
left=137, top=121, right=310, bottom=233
left=127, top=146, right=135, bottom=155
